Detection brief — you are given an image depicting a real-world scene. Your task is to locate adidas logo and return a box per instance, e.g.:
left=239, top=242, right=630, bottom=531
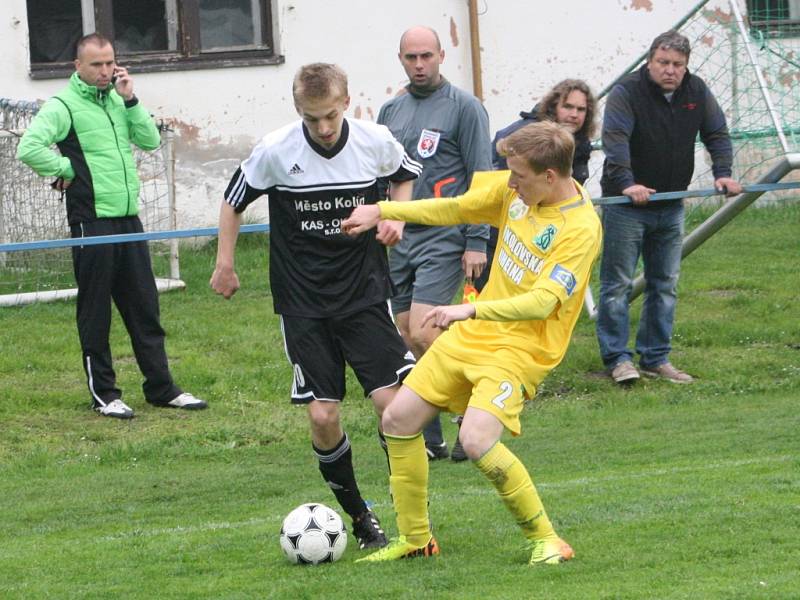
left=288, top=163, right=304, bottom=175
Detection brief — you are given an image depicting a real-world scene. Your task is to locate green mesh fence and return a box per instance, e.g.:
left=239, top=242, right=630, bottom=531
left=747, top=0, right=800, bottom=38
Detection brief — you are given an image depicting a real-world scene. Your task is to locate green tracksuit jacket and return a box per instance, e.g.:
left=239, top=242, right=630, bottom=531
left=16, top=72, right=161, bottom=225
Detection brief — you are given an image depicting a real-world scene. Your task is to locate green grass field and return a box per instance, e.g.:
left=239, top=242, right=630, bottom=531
left=1, top=204, right=798, bottom=599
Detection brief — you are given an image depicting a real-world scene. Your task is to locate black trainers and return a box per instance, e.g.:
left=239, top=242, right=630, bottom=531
left=352, top=509, right=388, bottom=549
left=425, top=441, right=449, bottom=460
left=450, top=437, right=468, bottom=462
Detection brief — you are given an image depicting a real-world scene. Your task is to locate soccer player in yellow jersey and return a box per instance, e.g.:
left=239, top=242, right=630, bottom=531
left=342, top=120, right=602, bottom=565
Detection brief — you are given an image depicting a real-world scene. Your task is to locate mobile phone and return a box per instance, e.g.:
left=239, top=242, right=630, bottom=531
left=111, top=74, right=118, bottom=84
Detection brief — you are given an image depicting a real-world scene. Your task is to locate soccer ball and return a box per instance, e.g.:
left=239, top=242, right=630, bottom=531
left=279, top=503, right=348, bottom=565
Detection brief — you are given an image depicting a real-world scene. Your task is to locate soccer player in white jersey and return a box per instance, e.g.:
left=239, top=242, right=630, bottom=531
left=343, top=121, right=602, bottom=564
left=211, top=63, right=422, bottom=550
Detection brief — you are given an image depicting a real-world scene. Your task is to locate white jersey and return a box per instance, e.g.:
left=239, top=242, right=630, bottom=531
left=225, top=118, right=420, bottom=317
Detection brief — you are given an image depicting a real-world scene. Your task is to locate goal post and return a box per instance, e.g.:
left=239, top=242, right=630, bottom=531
left=0, top=97, right=183, bottom=307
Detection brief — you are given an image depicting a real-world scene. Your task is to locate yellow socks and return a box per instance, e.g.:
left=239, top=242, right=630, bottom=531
left=385, top=432, right=432, bottom=547
left=386, top=436, right=553, bottom=545
left=475, top=441, right=555, bottom=540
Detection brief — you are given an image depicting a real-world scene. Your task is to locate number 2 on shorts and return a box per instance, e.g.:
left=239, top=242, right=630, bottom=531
left=492, top=381, right=513, bottom=409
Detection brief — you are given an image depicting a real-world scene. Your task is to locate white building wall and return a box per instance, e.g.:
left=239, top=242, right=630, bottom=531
left=3, top=0, right=737, bottom=227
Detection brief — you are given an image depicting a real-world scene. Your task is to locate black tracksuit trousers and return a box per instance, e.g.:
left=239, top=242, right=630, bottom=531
left=70, top=216, right=181, bottom=407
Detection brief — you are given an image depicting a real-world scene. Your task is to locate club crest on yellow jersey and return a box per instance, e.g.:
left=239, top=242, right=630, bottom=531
left=508, top=196, right=528, bottom=220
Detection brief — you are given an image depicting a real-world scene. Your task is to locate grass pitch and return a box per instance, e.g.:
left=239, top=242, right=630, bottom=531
left=1, top=204, right=798, bottom=599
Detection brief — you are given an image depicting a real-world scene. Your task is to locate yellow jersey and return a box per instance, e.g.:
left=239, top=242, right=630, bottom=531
left=379, top=170, right=602, bottom=391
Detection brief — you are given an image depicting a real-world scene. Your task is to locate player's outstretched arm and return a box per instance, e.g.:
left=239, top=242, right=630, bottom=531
left=421, top=303, right=476, bottom=330
left=343, top=204, right=382, bottom=236
left=210, top=202, right=242, bottom=299
left=376, top=179, right=412, bottom=246
left=376, top=219, right=402, bottom=246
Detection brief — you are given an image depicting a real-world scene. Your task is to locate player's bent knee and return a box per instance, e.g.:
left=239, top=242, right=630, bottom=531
left=369, top=386, right=396, bottom=417
left=458, top=429, right=497, bottom=461
left=380, top=404, right=419, bottom=437
left=380, top=406, right=400, bottom=435
left=307, top=401, right=341, bottom=432
left=408, top=328, right=436, bottom=356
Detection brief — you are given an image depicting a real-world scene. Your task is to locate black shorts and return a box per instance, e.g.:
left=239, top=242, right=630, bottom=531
left=280, top=302, right=415, bottom=404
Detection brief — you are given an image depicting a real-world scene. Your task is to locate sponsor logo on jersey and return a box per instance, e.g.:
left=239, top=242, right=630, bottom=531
left=508, top=196, right=528, bottom=220
left=288, top=163, right=304, bottom=175
left=498, top=225, right=545, bottom=285
left=533, top=224, right=557, bottom=252
left=549, top=264, right=577, bottom=296
left=417, top=129, right=441, bottom=159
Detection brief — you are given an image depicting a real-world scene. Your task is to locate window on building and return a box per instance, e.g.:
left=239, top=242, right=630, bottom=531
left=26, top=0, right=280, bottom=79
left=748, top=0, right=800, bottom=37
left=27, top=0, right=84, bottom=64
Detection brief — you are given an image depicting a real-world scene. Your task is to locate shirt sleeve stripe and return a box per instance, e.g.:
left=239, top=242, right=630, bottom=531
left=224, top=168, right=246, bottom=208
left=401, top=151, right=423, bottom=175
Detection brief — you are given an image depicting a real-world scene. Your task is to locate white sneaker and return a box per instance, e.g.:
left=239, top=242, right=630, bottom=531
left=166, top=392, right=208, bottom=410
left=95, top=399, right=134, bottom=419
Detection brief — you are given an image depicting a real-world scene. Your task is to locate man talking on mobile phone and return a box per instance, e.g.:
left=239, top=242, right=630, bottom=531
left=16, top=33, right=207, bottom=419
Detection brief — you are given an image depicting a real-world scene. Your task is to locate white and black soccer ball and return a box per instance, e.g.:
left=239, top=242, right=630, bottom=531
left=279, top=503, right=348, bottom=565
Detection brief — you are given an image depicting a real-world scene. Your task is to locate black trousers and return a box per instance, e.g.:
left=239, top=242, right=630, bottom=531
left=70, top=216, right=181, bottom=406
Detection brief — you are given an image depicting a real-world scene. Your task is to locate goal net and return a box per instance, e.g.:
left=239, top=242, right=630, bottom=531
left=0, top=98, right=181, bottom=307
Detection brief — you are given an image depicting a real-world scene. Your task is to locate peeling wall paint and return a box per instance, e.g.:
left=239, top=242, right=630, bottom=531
left=450, top=16, right=460, bottom=47
left=3, top=0, right=768, bottom=227
left=631, top=0, right=655, bottom=12
left=704, top=7, right=735, bottom=24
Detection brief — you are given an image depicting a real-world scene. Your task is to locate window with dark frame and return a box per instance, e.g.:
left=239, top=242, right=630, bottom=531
left=26, top=0, right=281, bottom=80
left=747, top=0, right=800, bottom=37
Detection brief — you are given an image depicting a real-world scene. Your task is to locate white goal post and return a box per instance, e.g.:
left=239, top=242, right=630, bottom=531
left=0, top=98, right=182, bottom=307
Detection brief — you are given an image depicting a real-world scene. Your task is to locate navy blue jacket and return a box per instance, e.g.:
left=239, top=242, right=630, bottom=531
left=491, top=106, right=593, bottom=184
left=600, top=65, right=733, bottom=197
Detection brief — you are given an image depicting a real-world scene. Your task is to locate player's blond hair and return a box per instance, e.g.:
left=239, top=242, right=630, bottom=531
left=292, top=63, right=349, bottom=104
left=497, top=121, right=574, bottom=177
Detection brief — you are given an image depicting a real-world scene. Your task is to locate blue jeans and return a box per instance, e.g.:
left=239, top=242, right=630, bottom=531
left=596, top=202, right=684, bottom=369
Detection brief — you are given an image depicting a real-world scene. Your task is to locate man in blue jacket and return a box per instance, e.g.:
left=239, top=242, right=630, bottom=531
left=491, top=79, right=596, bottom=182
left=597, top=30, right=741, bottom=385
left=17, top=34, right=206, bottom=418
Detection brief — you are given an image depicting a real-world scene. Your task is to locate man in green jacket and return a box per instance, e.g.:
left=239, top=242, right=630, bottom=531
left=17, top=33, right=206, bottom=418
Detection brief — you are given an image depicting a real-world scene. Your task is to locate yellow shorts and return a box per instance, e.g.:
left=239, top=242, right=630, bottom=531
left=404, top=344, right=535, bottom=436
